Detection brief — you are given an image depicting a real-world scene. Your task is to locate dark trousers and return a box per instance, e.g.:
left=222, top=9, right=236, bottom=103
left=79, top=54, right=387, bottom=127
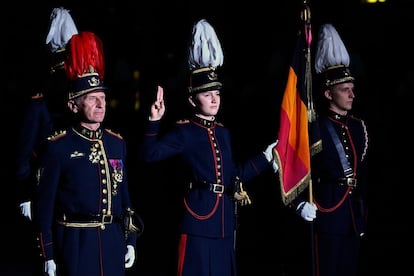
left=314, top=232, right=361, bottom=276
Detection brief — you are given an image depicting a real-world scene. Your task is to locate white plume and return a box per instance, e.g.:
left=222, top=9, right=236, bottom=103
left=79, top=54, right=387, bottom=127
left=45, top=7, right=79, bottom=53
left=188, top=19, right=223, bottom=69
left=314, top=24, right=350, bottom=74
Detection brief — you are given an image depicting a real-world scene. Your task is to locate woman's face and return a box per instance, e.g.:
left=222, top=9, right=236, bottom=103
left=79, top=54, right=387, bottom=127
left=190, top=90, right=221, bottom=117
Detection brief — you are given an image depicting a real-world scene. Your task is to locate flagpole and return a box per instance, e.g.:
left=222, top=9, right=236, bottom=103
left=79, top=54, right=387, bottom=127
left=301, top=1, right=316, bottom=276
left=308, top=180, right=315, bottom=276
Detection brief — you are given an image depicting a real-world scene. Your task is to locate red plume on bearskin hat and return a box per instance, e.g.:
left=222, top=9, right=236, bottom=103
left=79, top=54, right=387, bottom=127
left=65, top=31, right=108, bottom=100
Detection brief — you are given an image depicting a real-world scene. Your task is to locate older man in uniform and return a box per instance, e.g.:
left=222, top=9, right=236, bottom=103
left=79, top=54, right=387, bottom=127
left=34, top=31, right=139, bottom=276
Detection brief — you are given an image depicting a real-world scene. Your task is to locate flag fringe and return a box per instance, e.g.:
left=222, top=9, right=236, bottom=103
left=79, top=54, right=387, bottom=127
left=280, top=172, right=311, bottom=206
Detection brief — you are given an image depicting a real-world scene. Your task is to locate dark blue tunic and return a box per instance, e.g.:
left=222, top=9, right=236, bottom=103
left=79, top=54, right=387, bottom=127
left=34, top=125, right=137, bottom=276
left=16, top=93, right=69, bottom=203
left=142, top=116, right=270, bottom=276
left=311, top=111, right=369, bottom=276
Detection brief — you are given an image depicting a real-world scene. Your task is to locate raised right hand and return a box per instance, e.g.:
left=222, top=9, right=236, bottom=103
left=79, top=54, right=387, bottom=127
left=149, top=86, right=165, bottom=121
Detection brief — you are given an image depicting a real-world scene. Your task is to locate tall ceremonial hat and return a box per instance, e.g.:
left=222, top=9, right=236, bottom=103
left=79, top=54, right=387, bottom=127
left=314, top=23, right=354, bottom=88
left=188, top=19, right=224, bottom=94
left=65, top=31, right=108, bottom=100
left=45, top=7, right=79, bottom=73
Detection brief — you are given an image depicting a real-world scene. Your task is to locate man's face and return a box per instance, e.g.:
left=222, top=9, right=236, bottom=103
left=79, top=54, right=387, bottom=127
left=75, top=91, right=106, bottom=123
left=325, top=82, right=355, bottom=114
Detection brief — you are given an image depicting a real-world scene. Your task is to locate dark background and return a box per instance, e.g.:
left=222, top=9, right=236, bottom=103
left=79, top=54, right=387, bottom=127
left=3, top=0, right=411, bottom=275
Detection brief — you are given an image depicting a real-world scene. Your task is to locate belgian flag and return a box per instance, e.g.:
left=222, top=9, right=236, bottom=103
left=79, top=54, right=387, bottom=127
left=274, top=13, right=321, bottom=206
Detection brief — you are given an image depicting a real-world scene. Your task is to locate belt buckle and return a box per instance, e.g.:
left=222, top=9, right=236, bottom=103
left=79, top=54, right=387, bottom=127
left=346, top=178, right=357, bottom=187
left=102, top=215, right=113, bottom=224
left=211, top=184, right=224, bottom=194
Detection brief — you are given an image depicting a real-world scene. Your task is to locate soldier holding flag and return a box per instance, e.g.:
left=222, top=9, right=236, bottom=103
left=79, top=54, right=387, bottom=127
left=294, top=23, right=369, bottom=276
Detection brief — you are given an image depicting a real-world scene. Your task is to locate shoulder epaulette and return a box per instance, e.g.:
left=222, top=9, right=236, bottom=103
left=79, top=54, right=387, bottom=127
left=105, top=129, right=123, bottom=139
left=31, top=92, right=44, bottom=100
left=349, top=115, right=362, bottom=122
left=47, top=130, right=67, bottom=141
left=176, top=119, right=190, bottom=124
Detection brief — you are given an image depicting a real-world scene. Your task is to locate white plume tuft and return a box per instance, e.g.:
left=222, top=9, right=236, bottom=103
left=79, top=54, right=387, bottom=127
left=188, top=19, right=223, bottom=70
left=45, top=7, right=79, bottom=53
left=314, top=24, right=350, bottom=74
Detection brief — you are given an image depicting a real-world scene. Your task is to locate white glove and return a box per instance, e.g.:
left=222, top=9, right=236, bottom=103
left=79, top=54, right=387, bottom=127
left=297, top=201, right=317, bottom=222
left=44, top=259, right=57, bottom=276
left=263, top=141, right=279, bottom=173
left=125, top=245, right=135, bottom=268
left=19, top=201, right=32, bottom=221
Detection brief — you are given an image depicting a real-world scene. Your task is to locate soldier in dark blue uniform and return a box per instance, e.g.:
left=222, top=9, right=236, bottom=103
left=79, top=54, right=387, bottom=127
left=14, top=8, right=78, bottom=275
left=16, top=6, right=77, bottom=222
left=34, top=31, right=139, bottom=276
left=141, top=19, right=278, bottom=276
left=293, top=24, right=369, bottom=276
